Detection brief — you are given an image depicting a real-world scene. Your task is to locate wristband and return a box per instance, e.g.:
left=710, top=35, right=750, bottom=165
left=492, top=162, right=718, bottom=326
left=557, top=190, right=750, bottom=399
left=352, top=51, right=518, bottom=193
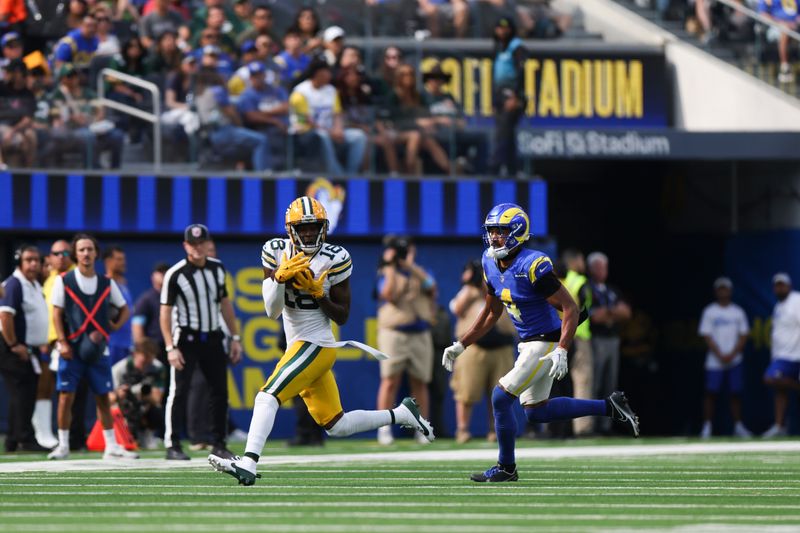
left=231, top=335, right=241, bottom=342
left=8, top=341, right=19, bottom=349
left=166, top=345, right=176, bottom=353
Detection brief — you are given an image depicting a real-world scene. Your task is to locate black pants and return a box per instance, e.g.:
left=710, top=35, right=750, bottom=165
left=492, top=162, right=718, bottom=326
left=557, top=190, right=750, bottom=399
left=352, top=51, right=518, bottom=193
left=490, top=97, right=524, bottom=176
left=188, top=368, right=211, bottom=445
left=69, top=379, right=90, bottom=450
left=165, top=331, right=228, bottom=449
left=0, top=343, right=38, bottom=449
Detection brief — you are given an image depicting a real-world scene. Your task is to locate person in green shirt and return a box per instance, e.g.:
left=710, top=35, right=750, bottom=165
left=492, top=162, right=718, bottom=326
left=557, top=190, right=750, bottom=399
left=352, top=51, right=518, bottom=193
left=562, top=248, right=594, bottom=436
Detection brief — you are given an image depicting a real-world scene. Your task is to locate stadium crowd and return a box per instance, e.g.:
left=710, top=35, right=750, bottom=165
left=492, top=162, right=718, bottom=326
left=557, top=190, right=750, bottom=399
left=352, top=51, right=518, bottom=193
left=0, top=0, right=575, bottom=173
left=2, top=231, right=798, bottom=454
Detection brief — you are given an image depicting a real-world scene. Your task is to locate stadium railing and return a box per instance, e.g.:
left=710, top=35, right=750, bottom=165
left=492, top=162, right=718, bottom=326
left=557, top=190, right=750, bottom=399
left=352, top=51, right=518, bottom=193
left=97, top=68, right=163, bottom=170
left=712, top=0, right=800, bottom=91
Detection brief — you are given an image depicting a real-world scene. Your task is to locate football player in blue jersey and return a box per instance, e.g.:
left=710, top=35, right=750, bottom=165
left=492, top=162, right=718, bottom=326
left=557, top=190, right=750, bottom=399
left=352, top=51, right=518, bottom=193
left=442, top=203, right=640, bottom=482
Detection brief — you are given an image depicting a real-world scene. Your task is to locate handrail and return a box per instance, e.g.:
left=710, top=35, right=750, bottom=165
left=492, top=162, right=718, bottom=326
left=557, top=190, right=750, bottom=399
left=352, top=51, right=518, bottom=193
left=715, top=0, right=800, bottom=42
left=96, top=68, right=162, bottom=170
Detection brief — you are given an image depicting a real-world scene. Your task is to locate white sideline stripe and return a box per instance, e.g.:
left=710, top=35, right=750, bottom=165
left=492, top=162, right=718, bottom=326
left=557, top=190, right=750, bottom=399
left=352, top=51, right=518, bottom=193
left=7, top=482, right=800, bottom=491
left=1, top=441, right=799, bottom=474
left=8, top=490, right=800, bottom=498
left=1, top=511, right=798, bottom=522
left=10, top=477, right=800, bottom=484
left=2, top=501, right=800, bottom=511
left=2, top=525, right=800, bottom=533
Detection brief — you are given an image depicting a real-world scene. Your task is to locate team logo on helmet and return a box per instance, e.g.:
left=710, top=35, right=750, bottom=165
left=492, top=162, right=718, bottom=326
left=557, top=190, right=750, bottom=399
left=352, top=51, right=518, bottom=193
left=483, top=203, right=531, bottom=259
left=285, top=196, right=329, bottom=255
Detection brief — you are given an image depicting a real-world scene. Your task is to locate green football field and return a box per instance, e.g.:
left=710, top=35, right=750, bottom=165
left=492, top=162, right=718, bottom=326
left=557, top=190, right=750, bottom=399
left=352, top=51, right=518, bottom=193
left=1, top=439, right=799, bottom=533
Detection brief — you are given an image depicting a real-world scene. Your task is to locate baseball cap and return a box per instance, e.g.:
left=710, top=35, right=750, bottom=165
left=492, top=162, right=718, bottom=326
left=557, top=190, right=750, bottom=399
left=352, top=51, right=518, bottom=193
left=248, top=61, right=265, bottom=75
left=202, top=44, right=221, bottom=56
left=240, top=39, right=256, bottom=54
left=184, top=223, right=210, bottom=244
left=773, top=272, right=792, bottom=285
left=1, top=32, right=21, bottom=47
left=181, top=54, right=197, bottom=65
left=713, top=277, right=732, bottom=290
left=323, top=26, right=345, bottom=43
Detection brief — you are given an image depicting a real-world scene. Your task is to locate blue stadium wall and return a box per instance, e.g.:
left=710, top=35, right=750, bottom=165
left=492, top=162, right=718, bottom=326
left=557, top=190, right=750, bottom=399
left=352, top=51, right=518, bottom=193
left=0, top=172, right=549, bottom=439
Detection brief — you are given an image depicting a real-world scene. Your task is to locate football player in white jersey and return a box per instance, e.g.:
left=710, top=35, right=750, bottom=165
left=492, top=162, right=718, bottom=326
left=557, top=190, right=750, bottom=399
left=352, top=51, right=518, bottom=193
left=208, top=196, right=433, bottom=485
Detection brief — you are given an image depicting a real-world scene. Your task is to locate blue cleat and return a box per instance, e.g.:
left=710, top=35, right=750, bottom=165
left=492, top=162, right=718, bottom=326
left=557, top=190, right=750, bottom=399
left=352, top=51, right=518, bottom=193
left=470, top=464, right=519, bottom=483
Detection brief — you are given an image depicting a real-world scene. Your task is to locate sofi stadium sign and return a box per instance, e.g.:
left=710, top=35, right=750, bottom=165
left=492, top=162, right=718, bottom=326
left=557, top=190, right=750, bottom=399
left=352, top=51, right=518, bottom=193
left=418, top=47, right=670, bottom=127
left=517, top=129, right=671, bottom=158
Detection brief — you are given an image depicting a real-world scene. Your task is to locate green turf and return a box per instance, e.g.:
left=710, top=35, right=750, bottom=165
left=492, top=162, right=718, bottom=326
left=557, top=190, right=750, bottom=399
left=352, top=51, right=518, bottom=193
left=0, top=440, right=799, bottom=532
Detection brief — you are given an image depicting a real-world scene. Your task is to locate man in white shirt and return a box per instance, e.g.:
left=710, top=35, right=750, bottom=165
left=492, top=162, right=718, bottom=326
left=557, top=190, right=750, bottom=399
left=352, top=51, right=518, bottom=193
left=47, top=234, right=139, bottom=460
left=763, top=272, right=800, bottom=437
left=289, top=59, right=367, bottom=175
left=697, top=277, right=751, bottom=438
left=0, top=245, right=50, bottom=452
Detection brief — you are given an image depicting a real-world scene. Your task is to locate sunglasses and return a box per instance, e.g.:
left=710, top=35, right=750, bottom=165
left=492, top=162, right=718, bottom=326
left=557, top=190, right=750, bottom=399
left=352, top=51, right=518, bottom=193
left=51, top=250, right=71, bottom=257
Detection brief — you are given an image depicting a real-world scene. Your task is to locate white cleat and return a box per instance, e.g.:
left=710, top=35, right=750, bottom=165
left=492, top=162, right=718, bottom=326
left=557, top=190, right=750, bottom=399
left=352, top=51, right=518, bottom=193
left=47, top=446, right=69, bottom=460
left=103, top=445, right=140, bottom=460
left=35, top=433, right=59, bottom=450
left=762, top=424, right=788, bottom=439
left=208, top=454, right=260, bottom=486
left=734, top=422, right=753, bottom=438
left=377, top=425, right=394, bottom=446
left=396, top=397, right=435, bottom=443
left=700, top=422, right=712, bottom=440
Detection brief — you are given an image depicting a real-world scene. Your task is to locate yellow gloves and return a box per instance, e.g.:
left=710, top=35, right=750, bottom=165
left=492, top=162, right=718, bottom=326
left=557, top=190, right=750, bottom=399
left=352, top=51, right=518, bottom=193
left=293, top=269, right=329, bottom=299
left=273, top=252, right=310, bottom=283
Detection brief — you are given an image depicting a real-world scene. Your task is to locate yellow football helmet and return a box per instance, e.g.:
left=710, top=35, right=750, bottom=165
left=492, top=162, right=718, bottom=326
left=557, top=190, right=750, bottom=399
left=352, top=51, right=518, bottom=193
left=285, top=196, right=329, bottom=254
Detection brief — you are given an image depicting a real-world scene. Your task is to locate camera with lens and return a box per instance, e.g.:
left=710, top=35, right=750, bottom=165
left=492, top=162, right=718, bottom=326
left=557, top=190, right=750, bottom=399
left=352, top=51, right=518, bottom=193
left=386, top=236, right=409, bottom=264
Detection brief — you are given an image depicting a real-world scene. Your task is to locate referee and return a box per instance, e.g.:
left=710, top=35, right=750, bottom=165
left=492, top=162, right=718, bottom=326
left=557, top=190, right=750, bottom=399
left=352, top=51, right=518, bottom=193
left=160, top=224, right=242, bottom=460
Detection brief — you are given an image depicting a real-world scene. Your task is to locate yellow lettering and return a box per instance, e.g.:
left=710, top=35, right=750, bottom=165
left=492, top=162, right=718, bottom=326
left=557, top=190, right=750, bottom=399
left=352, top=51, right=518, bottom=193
left=538, top=60, right=561, bottom=117
left=227, top=370, right=242, bottom=408
left=440, top=58, right=461, bottom=104
left=242, top=316, right=283, bottom=362
left=750, top=316, right=772, bottom=351
left=420, top=57, right=439, bottom=77
left=615, top=60, right=643, bottom=118
left=365, top=317, right=377, bottom=349
left=225, top=272, right=235, bottom=302
left=582, top=60, right=593, bottom=117
left=480, top=58, right=493, bottom=116
left=242, top=366, right=268, bottom=408
left=594, top=60, right=614, bottom=118
left=463, top=58, right=479, bottom=115
left=561, top=60, right=582, bottom=118
left=235, top=267, right=265, bottom=313
left=524, top=59, right=540, bottom=115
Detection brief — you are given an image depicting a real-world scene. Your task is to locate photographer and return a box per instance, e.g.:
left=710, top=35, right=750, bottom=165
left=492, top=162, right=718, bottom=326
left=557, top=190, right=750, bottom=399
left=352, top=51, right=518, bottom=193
left=111, top=338, right=165, bottom=450
left=375, top=235, right=437, bottom=445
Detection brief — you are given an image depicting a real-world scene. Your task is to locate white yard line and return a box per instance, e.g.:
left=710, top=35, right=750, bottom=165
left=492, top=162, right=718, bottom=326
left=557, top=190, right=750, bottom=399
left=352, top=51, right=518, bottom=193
left=0, top=441, right=798, bottom=474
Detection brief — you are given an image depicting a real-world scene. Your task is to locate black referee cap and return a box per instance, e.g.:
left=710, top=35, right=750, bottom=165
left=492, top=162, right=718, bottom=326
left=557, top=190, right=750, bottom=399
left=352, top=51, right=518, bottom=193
left=184, top=223, right=210, bottom=244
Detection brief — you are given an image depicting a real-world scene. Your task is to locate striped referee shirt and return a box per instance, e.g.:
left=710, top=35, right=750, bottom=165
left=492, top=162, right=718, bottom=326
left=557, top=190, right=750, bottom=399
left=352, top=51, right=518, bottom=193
left=161, top=257, right=228, bottom=333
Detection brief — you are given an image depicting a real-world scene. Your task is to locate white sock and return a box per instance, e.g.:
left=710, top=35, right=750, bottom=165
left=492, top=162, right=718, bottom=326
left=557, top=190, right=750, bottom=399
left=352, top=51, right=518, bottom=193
left=326, top=410, right=393, bottom=437
left=103, top=429, right=117, bottom=447
left=244, top=392, right=279, bottom=460
left=58, top=429, right=70, bottom=449
left=33, top=400, right=52, bottom=433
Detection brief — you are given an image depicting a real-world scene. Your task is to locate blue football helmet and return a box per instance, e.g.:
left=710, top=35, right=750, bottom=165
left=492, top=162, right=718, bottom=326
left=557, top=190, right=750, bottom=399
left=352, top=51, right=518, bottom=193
left=483, top=203, right=531, bottom=259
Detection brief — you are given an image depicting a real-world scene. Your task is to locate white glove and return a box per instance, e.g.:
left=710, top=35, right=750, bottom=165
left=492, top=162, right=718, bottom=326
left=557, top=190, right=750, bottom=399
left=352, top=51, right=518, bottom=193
left=544, top=346, right=568, bottom=380
left=441, top=341, right=465, bottom=372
